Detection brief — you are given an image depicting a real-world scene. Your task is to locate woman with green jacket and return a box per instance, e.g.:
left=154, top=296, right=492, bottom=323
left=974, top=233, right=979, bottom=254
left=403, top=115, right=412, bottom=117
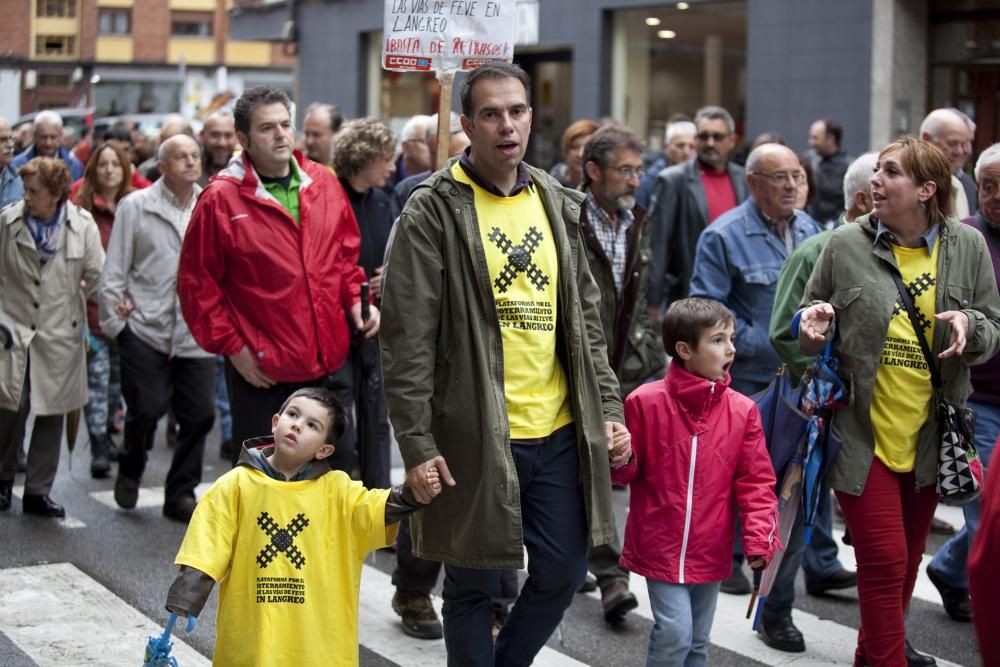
left=798, top=136, right=1000, bottom=666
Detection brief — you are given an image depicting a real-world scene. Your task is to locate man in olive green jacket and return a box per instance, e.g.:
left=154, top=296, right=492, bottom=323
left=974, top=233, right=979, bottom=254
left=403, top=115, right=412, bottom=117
left=380, top=63, right=628, bottom=666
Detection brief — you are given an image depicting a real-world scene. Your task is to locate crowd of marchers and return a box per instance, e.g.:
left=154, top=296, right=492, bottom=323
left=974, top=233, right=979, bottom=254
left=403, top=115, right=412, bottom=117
left=1, top=68, right=999, bottom=667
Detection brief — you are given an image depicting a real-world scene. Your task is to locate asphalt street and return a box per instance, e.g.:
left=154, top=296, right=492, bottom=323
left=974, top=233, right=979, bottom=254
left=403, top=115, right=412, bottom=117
left=0, top=417, right=984, bottom=666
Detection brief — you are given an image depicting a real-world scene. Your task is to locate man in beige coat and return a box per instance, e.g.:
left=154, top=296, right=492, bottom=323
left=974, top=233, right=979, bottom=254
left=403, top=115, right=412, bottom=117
left=0, top=157, right=104, bottom=517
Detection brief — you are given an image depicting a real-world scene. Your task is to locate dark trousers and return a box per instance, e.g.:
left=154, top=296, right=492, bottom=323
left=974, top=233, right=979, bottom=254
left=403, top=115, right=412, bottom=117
left=0, top=356, right=64, bottom=495
left=225, top=357, right=356, bottom=473
left=352, top=336, right=391, bottom=488
left=117, top=327, right=215, bottom=501
left=441, top=425, right=588, bottom=667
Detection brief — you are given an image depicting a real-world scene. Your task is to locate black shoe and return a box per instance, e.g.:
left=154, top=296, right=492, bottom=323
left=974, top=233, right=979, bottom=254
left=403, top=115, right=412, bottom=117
left=805, top=567, right=857, bottom=596
left=720, top=565, right=752, bottom=595
left=22, top=494, right=66, bottom=518
left=906, top=639, right=936, bottom=666
left=926, top=566, right=972, bottom=622
left=578, top=573, right=598, bottom=593
left=114, top=473, right=140, bottom=509
left=0, top=480, right=11, bottom=511
left=601, top=579, right=638, bottom=622
left=757, top=615, right=806, bottom=653
left=163, top=495, right=197, bottom=522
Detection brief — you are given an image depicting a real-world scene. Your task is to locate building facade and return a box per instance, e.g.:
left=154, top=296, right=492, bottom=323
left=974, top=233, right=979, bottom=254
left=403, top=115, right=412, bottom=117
left=0, top=0, right=295, bottom=123
left=229, top=0, right=1000, bottom=169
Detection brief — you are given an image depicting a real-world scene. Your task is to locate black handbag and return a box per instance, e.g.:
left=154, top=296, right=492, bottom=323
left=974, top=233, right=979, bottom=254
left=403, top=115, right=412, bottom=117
left=891, top=271, right=983, bottom=506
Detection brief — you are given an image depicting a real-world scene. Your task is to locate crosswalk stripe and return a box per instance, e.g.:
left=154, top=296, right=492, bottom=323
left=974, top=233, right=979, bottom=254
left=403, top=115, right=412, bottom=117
left=10, top=489, right=86, bottom=528
left=587, top=569, right=967, bottom=666
left=0, top=562, right=209, bottom=666
left=89, top=482, right=214, bottom=511
left=359, top=560, right=589, bottom=666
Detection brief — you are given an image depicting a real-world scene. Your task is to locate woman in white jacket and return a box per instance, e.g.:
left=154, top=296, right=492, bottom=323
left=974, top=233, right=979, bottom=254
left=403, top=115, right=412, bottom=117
left=0, top=157, right=105, bottom=517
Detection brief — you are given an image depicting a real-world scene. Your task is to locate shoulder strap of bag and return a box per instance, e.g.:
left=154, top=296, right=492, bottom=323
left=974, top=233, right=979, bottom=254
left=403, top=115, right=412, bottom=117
left=890, top=269, right=943, bottom=390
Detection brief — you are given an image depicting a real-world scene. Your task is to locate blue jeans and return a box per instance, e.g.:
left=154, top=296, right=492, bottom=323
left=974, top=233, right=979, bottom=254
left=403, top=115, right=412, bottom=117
left=802, top=487, right=843, bottom=583
left=215, top=356, right=232, bottom=442
left=441, top=425, right=587, bottom=667
left=645, top=579, right=720, bottom=667
left=928, top=400, right=1000, bottom=588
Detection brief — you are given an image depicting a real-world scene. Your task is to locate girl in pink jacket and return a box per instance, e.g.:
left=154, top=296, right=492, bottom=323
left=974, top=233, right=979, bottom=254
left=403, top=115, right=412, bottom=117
left=613, top=298, right=780, bottom=666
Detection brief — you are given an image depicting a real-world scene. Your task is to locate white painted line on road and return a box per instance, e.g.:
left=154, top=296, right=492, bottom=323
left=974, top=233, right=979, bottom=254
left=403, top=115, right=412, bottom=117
left=0, top=562, right=209, bottom=667
left=10, top=489, right=85, bottom=528
left=588, top=570, right=967, bottom=667
left=360, top=562, right=588, bottom=666
left=90, top=482, right=213, bottom=511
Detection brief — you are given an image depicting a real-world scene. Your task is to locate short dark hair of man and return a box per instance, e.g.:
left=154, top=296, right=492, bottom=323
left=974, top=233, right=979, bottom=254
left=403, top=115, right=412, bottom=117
left=234, top=86, right=292, bottom=135
left=278, top=387, right=347, bottom=445
left=662, top=297, right=735, bottom=359
left=821, top=119, right=843, bottom=148
left=305, top=102, right=344, bottom=134
left=460, top=62, right=531, bottom=117
left=581, top=124, right=645, bottom=188
left=102, top=121, right=132, bottom=144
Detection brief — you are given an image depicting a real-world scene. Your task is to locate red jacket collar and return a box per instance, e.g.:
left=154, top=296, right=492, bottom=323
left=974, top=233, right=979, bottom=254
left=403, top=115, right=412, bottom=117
left=665, top=360, right=731, bottom=420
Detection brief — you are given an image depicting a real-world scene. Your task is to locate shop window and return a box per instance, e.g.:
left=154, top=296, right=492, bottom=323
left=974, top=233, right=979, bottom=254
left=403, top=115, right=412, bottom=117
left=99, top=8, right=131, bottom=35
left=38, top=73, right=71, bottom=87
left=36, top=0, right=76, bottom=18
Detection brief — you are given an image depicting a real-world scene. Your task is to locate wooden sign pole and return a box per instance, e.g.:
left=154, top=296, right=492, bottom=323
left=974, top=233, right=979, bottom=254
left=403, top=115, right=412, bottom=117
left=436, top=70, right=455, bottom=170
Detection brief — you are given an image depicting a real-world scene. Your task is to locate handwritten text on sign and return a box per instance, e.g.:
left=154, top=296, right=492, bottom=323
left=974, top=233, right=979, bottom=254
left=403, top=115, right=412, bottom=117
left=383, top=0, right=515, bottom=72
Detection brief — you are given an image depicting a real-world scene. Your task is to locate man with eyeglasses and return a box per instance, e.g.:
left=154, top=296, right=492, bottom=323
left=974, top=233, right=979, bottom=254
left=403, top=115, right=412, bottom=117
left=688, top=143, right=821, bottom=625
left=391, top=114, right=434, bottom=193
left=578, top=124, right=666, bottom=624
left=647, top=106, right=749, bottom=324
left=0, top=117, right=24, bottom=210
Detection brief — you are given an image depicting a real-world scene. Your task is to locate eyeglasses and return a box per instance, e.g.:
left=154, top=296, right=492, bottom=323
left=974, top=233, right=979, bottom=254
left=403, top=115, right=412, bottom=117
left=0, top=136, right=13, bottom=145
left=752, top=170, right=807, bottom=185
left=607, top=165, right=643, bottom=180
left=696, top=132, right=729, bottom=143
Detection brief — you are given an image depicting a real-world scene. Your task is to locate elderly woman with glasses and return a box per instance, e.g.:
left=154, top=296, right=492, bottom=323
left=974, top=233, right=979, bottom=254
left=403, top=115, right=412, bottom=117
left=798, top=136, right=1000, bottom=665
left=0, top=157, right=105, bottom=517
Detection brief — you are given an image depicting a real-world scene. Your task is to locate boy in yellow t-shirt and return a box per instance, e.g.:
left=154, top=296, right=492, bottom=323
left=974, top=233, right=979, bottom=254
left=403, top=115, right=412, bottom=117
left=163, top=387, right=440, bottom=666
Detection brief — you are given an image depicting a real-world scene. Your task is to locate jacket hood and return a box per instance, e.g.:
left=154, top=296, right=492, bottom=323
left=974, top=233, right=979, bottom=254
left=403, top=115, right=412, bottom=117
left=665, top=360, right=731, bottom=421
left=237, top=435, right=332, bottom=481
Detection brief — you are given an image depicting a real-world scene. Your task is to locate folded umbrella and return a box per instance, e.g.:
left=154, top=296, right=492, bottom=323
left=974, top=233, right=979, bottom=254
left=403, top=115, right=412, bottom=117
left=143, top=612, right=197, bottom=667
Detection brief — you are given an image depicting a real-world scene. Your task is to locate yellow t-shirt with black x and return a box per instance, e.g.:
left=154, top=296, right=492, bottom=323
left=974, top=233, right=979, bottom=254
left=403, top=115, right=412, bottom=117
left=453, top=162, right=573, bottom=440
left=174, top=466, right=397, bottom=666
left=870, top=240, right=939, bottom=472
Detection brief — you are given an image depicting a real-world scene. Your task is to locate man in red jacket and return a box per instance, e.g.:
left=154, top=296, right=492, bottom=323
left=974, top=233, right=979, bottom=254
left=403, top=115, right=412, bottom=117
left=177, top=86, right=378, bottom=469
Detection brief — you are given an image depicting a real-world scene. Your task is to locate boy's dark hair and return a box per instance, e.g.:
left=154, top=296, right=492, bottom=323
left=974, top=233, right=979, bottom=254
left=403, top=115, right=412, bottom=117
left=662, top=297, right=735, bottom=358
left=278, top=387, right=346, bottom=445
left=460, top=62, right=531, bottom=117
left=234, top=85, right=292, bottom=136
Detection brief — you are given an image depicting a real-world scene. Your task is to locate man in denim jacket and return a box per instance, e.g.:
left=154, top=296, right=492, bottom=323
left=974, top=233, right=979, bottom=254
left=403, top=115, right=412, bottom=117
left=689, top=144, right=821, bottom=647
left=690, top=143, right=822, bottom=397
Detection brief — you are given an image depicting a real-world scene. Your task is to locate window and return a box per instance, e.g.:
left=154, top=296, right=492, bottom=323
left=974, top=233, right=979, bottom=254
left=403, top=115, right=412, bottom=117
left=35, top=35, right=76, bottom=57
left=171, top=12, right=212, bottom=37
left=38, top=73, right=71, bottom=87
left=36, top=0, right=76, bottom=18
left=99, top=8, right=130, bottom=35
